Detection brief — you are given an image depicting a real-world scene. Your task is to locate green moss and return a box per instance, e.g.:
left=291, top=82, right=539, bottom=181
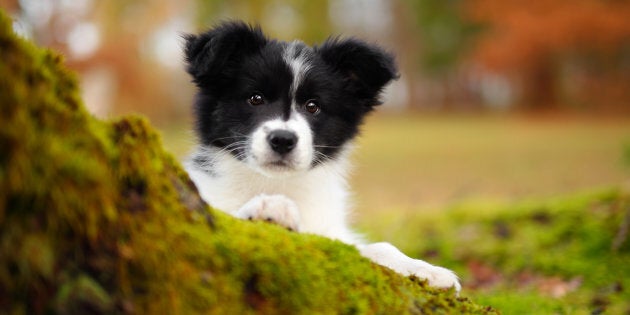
left=0, top=11, right=495, bottom=314
left=383, top=190, right=630, bottom=314
left=55, top=274, right=114, bottom=314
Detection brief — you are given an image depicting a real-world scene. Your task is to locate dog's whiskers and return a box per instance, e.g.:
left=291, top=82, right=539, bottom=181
left=313, top=151, right=347, bottom=177
left=313, top=152, right=334, bottom=167
left=218, top=142, right=248, bottom=157
left=209, top=134, right=249, bottom=143
left=193, top=141, right=250, bottom=169
left=313, top=144, right=342, bottom=149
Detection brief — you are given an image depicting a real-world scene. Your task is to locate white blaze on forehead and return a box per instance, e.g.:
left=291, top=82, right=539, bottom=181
left=242, top=42, right=316, bottom=177
left=283, top=41, right=312, bottom=99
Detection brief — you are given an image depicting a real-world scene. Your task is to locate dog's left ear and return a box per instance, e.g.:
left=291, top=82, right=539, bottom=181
left=317, top=38, right=399, bottom=107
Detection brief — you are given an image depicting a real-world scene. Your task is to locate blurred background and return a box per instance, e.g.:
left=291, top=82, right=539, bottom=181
left=1, top=0, right=629, bottom=216
left=2, top=0, right=630, bottom=216
left=3, top=1, right=630, bottom=311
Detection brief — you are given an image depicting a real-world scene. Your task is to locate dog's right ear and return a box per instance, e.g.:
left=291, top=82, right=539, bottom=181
left=184, top=21, right=267, bottom=86
left=316, top=37, right=399, bottom=108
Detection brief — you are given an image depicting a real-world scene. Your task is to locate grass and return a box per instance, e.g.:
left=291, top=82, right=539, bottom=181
left=351, top=113, right=630, bottom=217
left=349, top=113, right=630, bottom=313
left=1, top=13, right=494, bottom=313
left=158, top=111, right=630, bottom=314
left=366, top=190, right=630, bottom=314
left=160, top=112, right=630, bottom=217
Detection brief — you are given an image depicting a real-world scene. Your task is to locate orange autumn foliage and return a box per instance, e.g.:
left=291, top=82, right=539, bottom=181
left=466, top=0, right=630, bottom=70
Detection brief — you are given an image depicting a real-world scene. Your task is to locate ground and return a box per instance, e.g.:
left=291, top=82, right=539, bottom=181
left=4, top=5, right=629, bottom=312
left=0, top=10, right=495, bottom=315
left=160, top=97, right=630, bottom=315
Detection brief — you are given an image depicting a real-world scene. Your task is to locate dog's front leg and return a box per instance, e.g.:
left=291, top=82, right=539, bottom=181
left=357, top=242, right=461, bottom=292
left=234, top=194, right=301, bottom=232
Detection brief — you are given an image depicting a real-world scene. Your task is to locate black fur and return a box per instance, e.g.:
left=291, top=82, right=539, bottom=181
left=184, top=21, right=398, bottom=165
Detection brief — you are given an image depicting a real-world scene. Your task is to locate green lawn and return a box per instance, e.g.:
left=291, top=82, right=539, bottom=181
left=351, top=113, right=630, bottom=217
left=348, top=113, right=630, bottom=314
left=369, top=189, right=630, bottom=314
left=159, top=112, right=630, bottom=233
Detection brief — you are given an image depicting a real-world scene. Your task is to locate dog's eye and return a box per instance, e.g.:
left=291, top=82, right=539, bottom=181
left=305, top=100, right=320, bottom=115
left=248, top=94, right=265, bottom=106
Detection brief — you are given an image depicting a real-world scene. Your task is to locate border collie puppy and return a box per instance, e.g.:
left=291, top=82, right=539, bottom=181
left=183, top=21, right=460, bottom=292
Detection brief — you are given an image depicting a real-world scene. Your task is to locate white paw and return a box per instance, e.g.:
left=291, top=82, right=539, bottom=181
left=234, top=194, right=300, bottom=231
left=358, top=242, right=461, bottom=293
left=406, top=262, right=461, bottom=293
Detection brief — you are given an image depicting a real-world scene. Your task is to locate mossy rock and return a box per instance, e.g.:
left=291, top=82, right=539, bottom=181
left=0, top=11, right=496, bottom=314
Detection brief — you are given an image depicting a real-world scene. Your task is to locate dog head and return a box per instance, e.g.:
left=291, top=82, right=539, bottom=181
left=184, top=21, right=398, bottom=177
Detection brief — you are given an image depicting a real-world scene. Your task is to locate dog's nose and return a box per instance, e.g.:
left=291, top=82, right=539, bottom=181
left=267, top=130, right=297, bottom=155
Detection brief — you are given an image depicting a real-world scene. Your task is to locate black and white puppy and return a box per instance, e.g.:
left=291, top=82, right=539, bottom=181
left=184, top=21, right=460, bottom=291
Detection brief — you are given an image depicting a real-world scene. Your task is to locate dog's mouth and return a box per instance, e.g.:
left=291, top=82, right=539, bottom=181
left=263, top=158, right=297, bottom=170
left=249, top=152, right=308, bottom=177
left=268, top=160, right=290, bottom=167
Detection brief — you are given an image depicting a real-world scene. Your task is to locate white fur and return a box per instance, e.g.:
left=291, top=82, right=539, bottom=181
left=234, top=194, right=301, bottom=232
left=185, top=44, right=460, bottom=292
left=186, top=138, right=461, bottom=292
left=283, top=41, right=311, bottom=99
left=358, top=243, right=461, bottom=291
left=186, top=144, right=362, bottom=244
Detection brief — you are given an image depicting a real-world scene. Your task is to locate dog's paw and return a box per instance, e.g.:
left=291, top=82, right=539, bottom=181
left=407, top=262, right=461, bottom=292
left=358, top=242, right=461, bottom=292
left=234, top=194, right=300, bottom=231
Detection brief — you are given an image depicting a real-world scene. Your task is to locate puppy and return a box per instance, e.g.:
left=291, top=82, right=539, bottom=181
left=183, top=21, right=460, bottom=292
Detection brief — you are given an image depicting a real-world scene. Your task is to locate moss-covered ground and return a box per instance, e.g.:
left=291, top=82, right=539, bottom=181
left=0, top=10, right=495, bottom=314
left=366, top=190, right=630, bottom=314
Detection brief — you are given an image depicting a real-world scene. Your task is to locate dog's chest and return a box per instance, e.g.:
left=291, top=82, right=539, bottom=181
left=187, top=160, right=347, bottom=218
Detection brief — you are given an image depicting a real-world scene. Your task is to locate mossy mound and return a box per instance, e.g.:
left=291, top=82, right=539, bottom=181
left=385, top=190, right=630, bottom=314
left=0, top=11, right=495, bottom=315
